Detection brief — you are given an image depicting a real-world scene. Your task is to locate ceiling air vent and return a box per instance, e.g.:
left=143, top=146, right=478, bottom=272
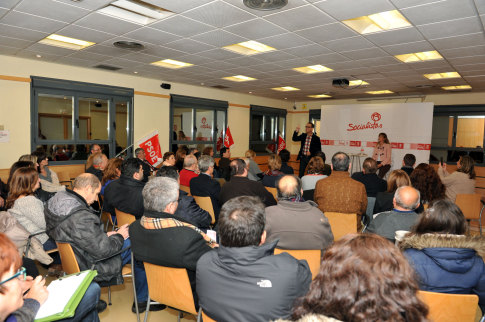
left=94, top=64, right=122, bottom=71
left=211, top=85, right=230, bottom=89
left=243, top=0, right=287, bottom=11
left=113, top=41, right=144, bottom=50
left=414, top=84, right=433, bottom=89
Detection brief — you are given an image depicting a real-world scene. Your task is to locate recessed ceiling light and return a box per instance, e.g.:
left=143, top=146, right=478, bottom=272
left=395, top=50, right=443, bottom=63
left=366, top=90, right=394, bottom=95
left=36, top=54, right=42, bottom=58
left=442, top=85, right=472, bottom=90
left=349, top=80, right=369, bottom=86
left=272, top=86, right=300, bottom=91
left=249, top=91, right=252, bottom=93
left=284, top=97, right=288, bottom=99
left=98, top=0, right=174, bottom=25
left=308, top=94, right=332, bottom=98
left=133, top=71, right=138, bottom=74
left=223, top=40, right=276, bottom=56
left=342, top=10, right=411, bottom=34
left=222, top=75, right=257, bottom=82
left=424, top=72, right=461, bottom=80
left=151, top=59, right=193, bottom=69
left=293, top=65, right=333, bottom=74
left=38, top=34, right=95, bottom=50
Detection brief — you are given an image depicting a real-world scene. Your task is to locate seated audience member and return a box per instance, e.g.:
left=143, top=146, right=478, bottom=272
left=0, top=233, right=105, bottom=321
left=100, top=158, right=123, bottom=195
left=188, top=147, right=200, bottom=160
left=135, top=148, right=155, bottom=183
left=374, top=170, right=411, bottom=214
left=301, top=156, right=327, bottom=191
left=351, top=157, right=387, bottom=198
left=202, top=147, right=214, bottom=157
left=130, top=177, right=215, bottom=304
left=314, top=152, right=367, bottom=227
left=104, top=158, right=145, bottom=220
left=220, top=159, right=277, bottom=207
left=197, top=196, right=311, bottom=321
left=279, top=149, right=294, bottom=175
left=179, top=155, right=199, bottom=187
left=52, top=145, right=69, bottom=161
left=174, top=147, right=187, bottom=172
left=401, top=153, right=416, bottom=176
left=161, top=152, right=176, bottom=167
left=314, top=151, right=331, bottom=176
left=90, top=144, right=102, bottom=156
left=410, top=163, right=446, bottom=211
left=156, top=167, right=211, bottom=230
left=45, top=173, right=156, bottom=313
left=7, top=161, right=53, bottom=204
left=245, top=149, right=262, bottom=179
left=85, top=152, right=108, bottom=182
left=290, top=234, right=428, bottom=322
left=262, top=154, right=284, bottom=188
left=30, top=151, right=65, bottom=193
left=218, top=147, right=232, bottom=181
left=437, top=155, right=476, bottom=202
left=244, top=158, right=260, bottom=181
left=365, top=186, right=420, bottom=242
left=71, top=144, right=89, bottom=160
left=400, top=199, right=485, bottom=311
left=189, top=155, right=221, bottom=217
left=265, top=175, right=333, bottom=250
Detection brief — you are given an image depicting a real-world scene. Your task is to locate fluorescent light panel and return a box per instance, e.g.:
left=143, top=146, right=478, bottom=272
left=442, top=85, right=472, bottom=90
left=38, top=34, right=95, bottom=50
left=308, top=94, right=332, bottom=98
left=342, top=10, right=411, bottom=34
left=98, top=0, right=174, bottom=25
left=222, top=75, right=257, bottom=82
left=395, top=50, right=443, bottom=63
left=349, top=80, right=369, bottom=86
left=272, top=86, right=300, bottom=91
left=223, top=41, right=276, bottom=56
left=366, top=90, right=394, bottom=95
left=424, top=72, right=461, bottom=80
left=151, top=59, right=193, bottom=69
left=293, top=65, right=333, bottom=74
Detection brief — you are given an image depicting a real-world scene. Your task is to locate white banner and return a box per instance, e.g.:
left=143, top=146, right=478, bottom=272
left=320, top=103, right=434, bottom=171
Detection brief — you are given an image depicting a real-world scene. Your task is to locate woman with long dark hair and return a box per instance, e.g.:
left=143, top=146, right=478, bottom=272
left=410, top=163, right=446, bottom=210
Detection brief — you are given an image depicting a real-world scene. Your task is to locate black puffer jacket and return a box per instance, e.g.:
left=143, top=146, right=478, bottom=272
left=176, top=190, right=211, bottom=230
left=45, top=189, right=124, bottom=285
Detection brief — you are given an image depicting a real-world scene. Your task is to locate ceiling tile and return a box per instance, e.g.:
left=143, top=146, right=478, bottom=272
left=258, top=33, right=313, bottom=50
left=150, top=15, right=215, bottom=37
left=224, top=18, right=287, bottom=39
left=250, top=62, right=286, bottom=72
left=53, top=0, right=113, bottom=10
left=342, top=47, right=389, bottom=60
left=275, top=57, right=314, bottom=68
left=75, top=13, right=140, bottom=35
left=115, top=52, right=160, bottom=64
left=0, top=45, right=19, bottom=55
left=56, top=25, right=116, bottom=43
left=0, top=10, right=67, bottom=33
left=177, top=54, right=215, bottom=65
left=101, top=58, right=143, bottom=69
left=250, top=50, right=296, bottom=63
left=56, top=56, right=97, bottom=67
left=390, top=0, right=448, bottom=10
left=0, top=23, right=48, bottom=41
left=0, top=34, right=33, bottom=48
left=364, top=27, right=423, bottom=46
left=0, top=0, right=21, bottom=10
left=430, top=32, right=485, bottom=50
left=67, top=50, right=112, bottom=62
left=264, top=5, right=334, bottom=31
left=143, top=0, right=214, bottom=13
left=381, top=40, right=434, bottom=55
left=83, top=44, right=133, bottom=57
left=223, top=0, right=308, bottom=17
left=164, top=38, right=214, bottom=54
left=24, top=42, right=75, bottom=56
left=455, top=63, right=485, bottom=72
left=16, top=49, right=61, bottom=61
left=447, top=55, right=485, bottom=66
left=198, top=48, right=242, bottom=60
left=224, top=56, right=265, bottom=66
left=14, top=0, right=90, bottom=23
left=417, top=16, right=483, bottom=40
left=441, top=45, right=485, bottom=59
left=0, top=8, right=7, bottom=17
left=306, top=52, right=351, bottom=64
left=124, top=27, right=181, bottom=46
left=324, top=36, right=374, bottom=52
left=200, top=60, right=237, bottom=70
left=284, top=44, right=332, bottom=58
left=296, top=23, right=356, bottom=43
left=356, top=56, right=400, bottom=67
left=401, top=0, right=476, bottom=25
left=190, top=29, right=246, bottom=47
left=313, top=0, right=395, bottom=20
left=182, top=1, right=255, bottom=28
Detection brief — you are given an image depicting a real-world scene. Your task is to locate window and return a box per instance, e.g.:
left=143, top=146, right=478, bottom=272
left=31, top=76, right=134, bottom=163
left=430, top=105, right=485, bottom=164
left=170, top=95, right=228, bottom=153
left=249, top=105, right=286, bottom=154
left=309, top=109, right=321, bottom=136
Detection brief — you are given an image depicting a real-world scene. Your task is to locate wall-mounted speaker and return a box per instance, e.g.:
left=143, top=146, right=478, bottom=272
left=161, top=83, right=171, bottom=90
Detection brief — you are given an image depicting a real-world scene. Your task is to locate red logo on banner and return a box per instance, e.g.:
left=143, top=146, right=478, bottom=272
left=139, top=133, right=162, bottom=166
left=391, top=142, right=404, bottom=149
left=417, top=144, right=431, bottom=150
left=347, top=112, right=383, bottom=131
left=321, top=139, right=333, bottom=145
left=371, top=112, right=381, bottom=122
left=200, top=117, right=212, bottom=129
left=349, top=140, right=361, bottom=147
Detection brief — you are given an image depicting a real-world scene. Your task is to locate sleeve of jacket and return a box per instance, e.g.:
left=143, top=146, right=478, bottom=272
left=102, top=185, right=115, bottom=215
left=292, top=131, right=304, bottom=142
left=383, top=144, right=392, bottom=165
left=294, top=259, right=312, bottom=298
left=259, top=185, right=277, bottom=207
left=183, top=233, right=212, bottom=271
left=185, top=196, right=212, bottom=228
left=359, top=185, right=368, bottom=215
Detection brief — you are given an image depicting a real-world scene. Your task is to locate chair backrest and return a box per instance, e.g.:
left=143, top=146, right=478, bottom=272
left=418, top=290, right=479, bottom=322
left=265, top=186, right=278, bottom=200
left=302, top=189, right=314, bottom=201
left=192, top=196, right=216, bottom=224
left=274, top=248, right=321, bottom=279
left=216, top=178, right=226, bottom=187
left=455, top=194, right=482, bottom=220
left=324, top=212, right=358, bottom=241
left=56, top=242, right=80, bottom=274
left=202, top=310, right=216, bottom=322
left=143, top=263, right=197, bottom=315
left=180, top=185, right=191, bottom=195
left=115, top=208, right=136, bottom=227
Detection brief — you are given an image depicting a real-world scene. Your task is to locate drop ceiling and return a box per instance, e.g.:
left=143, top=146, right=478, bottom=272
left=0, top=0, right=485, bottom=100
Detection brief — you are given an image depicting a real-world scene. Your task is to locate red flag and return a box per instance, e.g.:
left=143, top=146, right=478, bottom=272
left=277, top=134, right=286, bottom=153
left=266, top=140, right=276, bottom=153
left=224, top=126, right=234, bottom=148
left=216, top=129, right=224, bottom=151
left=137, top=131, right=162, bottom=167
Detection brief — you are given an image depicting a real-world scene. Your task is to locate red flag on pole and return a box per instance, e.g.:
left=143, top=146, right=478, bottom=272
left=277, top=134, right=286, bottom=153
left=224, top=126, right=234, bottom=148
left=137, top=131, right=162, bottom=167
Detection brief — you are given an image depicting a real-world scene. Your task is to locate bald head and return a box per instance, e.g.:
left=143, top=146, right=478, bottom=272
left=393, top=186, right=420, bottom=211
left=276, top=175, right=302, bottom=200
left=73, top=173, right=101, bottom=205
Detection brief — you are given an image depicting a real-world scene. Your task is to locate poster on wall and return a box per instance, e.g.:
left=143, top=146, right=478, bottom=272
left=195, top=111, right=213, bottom=141
left=320, top=103, right=434, bottom=170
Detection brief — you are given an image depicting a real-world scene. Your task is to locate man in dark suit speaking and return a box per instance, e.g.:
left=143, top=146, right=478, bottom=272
left=292, top=122, right=322, bottom=178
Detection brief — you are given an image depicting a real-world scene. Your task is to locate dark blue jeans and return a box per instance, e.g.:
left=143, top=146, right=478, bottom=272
left=59, top=282, right=100, bottom=322
left=121, top=239, right=148, bottom=302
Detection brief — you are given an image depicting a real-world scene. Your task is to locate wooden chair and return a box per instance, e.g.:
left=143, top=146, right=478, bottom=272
left=274, top=248, right=321, bottom=279
left=455, top=194, right=484, bottom=235
left=143, top=263, right=201, bottom=322
left=180, top=185, right=191, bottom=196
left=265, top=186, right=278, bottom=201
left=115, top=208, right=137, bottom=227
left=192, top=196, right=216, bottom=224
left=57, top=171, right=72, bottom=189
left=418, top=290, right=479, bottom=322
left=324, top=212, right=358, bottom=241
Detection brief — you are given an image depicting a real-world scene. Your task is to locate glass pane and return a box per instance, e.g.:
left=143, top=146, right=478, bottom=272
left=278, top=116, right=286, bottom=139
left=195, top=143, right=215, bottom=155
left=38, top=94, right=73, bottom=140
left=265, top=115, right=276, bottom=141
left=115, top=101, right=128, bottom=156
left=431, top=116, right=453, bottom=147
left=79, top=98, right=109, bottom=140
left=314, top=120, right=321, bottom=137
left=251, top=143, right=275, bottom=154
left=173, top=107, right=193, bottom=141
left=195, top=109, right=214, bottom=142
left=251, top=114, right=264, bottom=141
left=216, top=110, right=226, bottom=152
left=456, top=116, right=484, bottom=148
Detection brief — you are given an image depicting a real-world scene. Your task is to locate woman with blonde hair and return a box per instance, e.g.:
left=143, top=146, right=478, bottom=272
left=437, top=155, right=476, bottom=202
left=245, top=149, right=262, bottom=179
left=372, top=132, right=392, bottom=179
left=373, top=169, right=411, bottom=214
left=262, top=154, right=284, bottom=187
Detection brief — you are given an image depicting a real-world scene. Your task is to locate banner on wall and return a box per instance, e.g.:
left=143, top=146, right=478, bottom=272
left=137, top=130, right=162, bottom=167
left=320, top=103, right=434, bottom=168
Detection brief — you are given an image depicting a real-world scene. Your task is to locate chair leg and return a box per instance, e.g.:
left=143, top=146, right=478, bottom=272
left=479, top=205, right=484, bottom=236
left=196, top=307, right=202, bottom=322
left=131, top=252, right=140, bottom=322
left=177, top=311, right=182, bottom=322
left=108, top=285, right=112, bottom=305
left=143, top=292, right=150, bottom=322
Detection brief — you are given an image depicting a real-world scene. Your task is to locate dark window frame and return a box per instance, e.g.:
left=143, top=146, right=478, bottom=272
left=249, top=105, right=287, bottom=155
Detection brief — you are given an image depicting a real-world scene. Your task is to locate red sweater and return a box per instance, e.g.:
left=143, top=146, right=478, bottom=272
left=180, top=169, right=198, bottom=187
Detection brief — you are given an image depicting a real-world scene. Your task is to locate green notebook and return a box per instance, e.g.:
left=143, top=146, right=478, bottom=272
left=34, top=270, right=97, bottom=322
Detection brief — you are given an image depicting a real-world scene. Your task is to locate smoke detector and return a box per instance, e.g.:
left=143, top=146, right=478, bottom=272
left=243, top=0, right=288, bottom=11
